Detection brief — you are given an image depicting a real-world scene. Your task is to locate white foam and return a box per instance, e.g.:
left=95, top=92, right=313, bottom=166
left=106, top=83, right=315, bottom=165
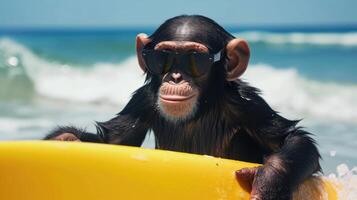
left=242, top=64, right=357, bottom=123
left=236, top=31, right=357, bottom=46
left=1, top=38, right=357, bottom=123
left=328, top=164, right=357, bottom=200
left=0, top=117, right=53, bottom=134
left=33, top=59, right=145, bottom=105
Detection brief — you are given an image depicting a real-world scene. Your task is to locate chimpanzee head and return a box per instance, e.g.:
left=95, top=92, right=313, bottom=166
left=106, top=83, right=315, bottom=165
left=136, top=15, right=250, bottom=122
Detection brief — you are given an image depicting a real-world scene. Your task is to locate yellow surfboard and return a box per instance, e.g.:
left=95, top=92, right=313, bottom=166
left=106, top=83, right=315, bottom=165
left=0, top=141, right=338, bottom=200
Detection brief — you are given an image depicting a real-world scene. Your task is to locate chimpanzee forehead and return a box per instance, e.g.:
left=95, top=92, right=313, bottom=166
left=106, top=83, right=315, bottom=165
left=153, top=25, right=210, bottom=44
left=149, top=21, right=231, bottom=53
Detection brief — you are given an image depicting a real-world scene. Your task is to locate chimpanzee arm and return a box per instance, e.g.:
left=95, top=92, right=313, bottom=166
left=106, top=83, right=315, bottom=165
left=266, top=129, right=321, bottom=186
left=95, top=113, right=150, bottom=146
left=44, top=84, right=155, bottom=147
left=237, top=82, right=321, bottom=199
left=245, top=128, right=321, bottom=200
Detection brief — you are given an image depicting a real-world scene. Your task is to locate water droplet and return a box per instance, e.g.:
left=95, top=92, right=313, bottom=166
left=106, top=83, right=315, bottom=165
left=337, top=163, right=349, bottom=177
left=330, top=150, right=337, bottom=157
left=7, top=56, right=19, bottom=67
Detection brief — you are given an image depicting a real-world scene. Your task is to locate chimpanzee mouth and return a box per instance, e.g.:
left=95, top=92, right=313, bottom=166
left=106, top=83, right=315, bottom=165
left=159, top=94, right=196, bottom=103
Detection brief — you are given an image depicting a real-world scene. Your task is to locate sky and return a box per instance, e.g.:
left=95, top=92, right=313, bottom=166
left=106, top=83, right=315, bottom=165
left=0, top=0, right=356, bottom=28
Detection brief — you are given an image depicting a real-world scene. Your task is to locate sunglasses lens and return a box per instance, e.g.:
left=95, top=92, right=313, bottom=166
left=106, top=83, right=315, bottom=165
left=162, top=53, right=174, bottom=74
left=188, top=53, right=213, bottom=77
left=142, top=50, right=166, bottom=74
left=143, top=50, right=215, bottom=77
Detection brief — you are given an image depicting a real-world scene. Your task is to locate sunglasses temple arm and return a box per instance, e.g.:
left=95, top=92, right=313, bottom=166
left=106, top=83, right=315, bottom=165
left=213, top=50, right=223, bottom=62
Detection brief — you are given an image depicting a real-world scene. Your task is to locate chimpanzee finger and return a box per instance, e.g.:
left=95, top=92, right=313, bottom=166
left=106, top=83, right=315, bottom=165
left=52, top=133, right=81, bottom=142
left=235, top=167, right=259, bottom=192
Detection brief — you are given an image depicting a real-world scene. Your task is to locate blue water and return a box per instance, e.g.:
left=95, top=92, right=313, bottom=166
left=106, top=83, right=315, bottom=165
left=0, top=27, right=356, bottom=176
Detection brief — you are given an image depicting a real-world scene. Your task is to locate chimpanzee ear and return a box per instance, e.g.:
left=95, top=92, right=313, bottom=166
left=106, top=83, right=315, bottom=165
left=225, top=38, right=250, bottom=81
left=136, top=33, right=151, bottom=72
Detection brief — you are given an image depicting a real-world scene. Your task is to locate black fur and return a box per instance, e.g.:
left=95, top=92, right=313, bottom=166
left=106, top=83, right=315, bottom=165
left=45, top=15, right=321, bottom=200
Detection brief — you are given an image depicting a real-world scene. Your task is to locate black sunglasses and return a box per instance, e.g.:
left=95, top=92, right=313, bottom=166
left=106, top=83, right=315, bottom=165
left=141, top=49, right=223, bottom=77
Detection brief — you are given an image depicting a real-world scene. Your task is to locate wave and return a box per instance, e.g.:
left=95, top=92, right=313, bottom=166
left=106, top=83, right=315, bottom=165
left=1, top=38, right=357, bottom=123
left=242, top=64, right=357, bottom=123
left=235, top=31, right=357, bottom=46
left=0, top=38, right=145, bottom=105
left=0, top=117, right=53, bottom=132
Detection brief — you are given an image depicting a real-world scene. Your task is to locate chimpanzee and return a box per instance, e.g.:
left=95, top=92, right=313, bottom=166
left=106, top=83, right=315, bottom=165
left=45, top=15, right=321, bottom=200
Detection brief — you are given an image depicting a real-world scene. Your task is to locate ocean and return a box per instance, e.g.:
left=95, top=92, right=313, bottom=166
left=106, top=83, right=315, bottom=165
left=0, top=26, right=356, bottom=197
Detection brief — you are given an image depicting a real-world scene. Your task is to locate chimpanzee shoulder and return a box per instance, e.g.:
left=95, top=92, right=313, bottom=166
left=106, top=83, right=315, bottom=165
left=228, top=80, right=301, bottom=140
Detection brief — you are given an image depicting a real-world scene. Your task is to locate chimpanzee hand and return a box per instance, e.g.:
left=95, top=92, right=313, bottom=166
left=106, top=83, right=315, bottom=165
left=49, top=132, right=81, bottom=142
left=236, top=165, right=292, bottom=200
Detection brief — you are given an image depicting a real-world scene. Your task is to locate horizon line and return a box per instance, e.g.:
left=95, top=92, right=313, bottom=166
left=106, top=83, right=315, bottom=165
left=1, top=23, right=357, bottom=34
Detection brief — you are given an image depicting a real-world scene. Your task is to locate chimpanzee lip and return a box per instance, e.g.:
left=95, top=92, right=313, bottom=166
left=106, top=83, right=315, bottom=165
left=159, top=94, right=196, bottom=102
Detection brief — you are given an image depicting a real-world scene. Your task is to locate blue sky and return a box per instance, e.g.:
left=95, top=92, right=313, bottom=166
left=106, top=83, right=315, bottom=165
left=0, top=0, right=356, bottom=28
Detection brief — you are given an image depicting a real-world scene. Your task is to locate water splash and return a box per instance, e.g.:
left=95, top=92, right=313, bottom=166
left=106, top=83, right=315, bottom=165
left=327, top=164, right=357, bottom=199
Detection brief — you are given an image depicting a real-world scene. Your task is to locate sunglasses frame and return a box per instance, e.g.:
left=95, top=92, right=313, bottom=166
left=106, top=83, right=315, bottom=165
left=141, top=48, right=223, bottom=77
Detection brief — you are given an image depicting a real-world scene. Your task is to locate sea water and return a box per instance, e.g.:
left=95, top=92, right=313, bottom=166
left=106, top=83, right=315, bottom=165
left=0, top=27, right=356, bottom=198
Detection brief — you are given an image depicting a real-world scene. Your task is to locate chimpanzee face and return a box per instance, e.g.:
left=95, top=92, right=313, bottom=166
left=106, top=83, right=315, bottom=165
left=135, top=19, right=250, bottom=122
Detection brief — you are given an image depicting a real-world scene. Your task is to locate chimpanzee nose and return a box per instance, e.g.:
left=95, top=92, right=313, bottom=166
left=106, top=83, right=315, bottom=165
left=171, top=72, right=183, bottom=84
